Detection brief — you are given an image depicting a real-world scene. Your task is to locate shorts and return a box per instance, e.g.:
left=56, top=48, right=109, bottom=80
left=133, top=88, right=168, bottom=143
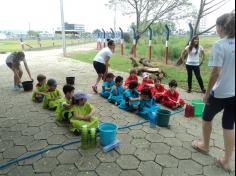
left=203, top=95, right=235, bottom=130
left=93, top=61, right=106, bottom=74
left=6, top=62, right=13, bottom=69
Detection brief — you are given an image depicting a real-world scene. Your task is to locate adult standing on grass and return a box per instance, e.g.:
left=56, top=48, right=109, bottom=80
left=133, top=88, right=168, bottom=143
left=192, top=13, right=235, bottom=172
left=6, top=51, right=33, bottom=90
left=181, top=35, right=206, bottom=93
left=92, top=39, right=115, bottom=93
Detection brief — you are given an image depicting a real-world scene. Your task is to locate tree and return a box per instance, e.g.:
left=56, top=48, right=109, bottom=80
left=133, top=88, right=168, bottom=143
left=193, top=0, right=233, bottom=35
left=107, top=0, right=192, bottom=42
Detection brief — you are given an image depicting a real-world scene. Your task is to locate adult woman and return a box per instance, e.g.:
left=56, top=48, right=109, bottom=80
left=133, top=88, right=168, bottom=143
left=192, top=13, right=235, bottom=172
left=181, top=35, right=206, bottom=93
left=6, top=51, right=33, bottom=90
left=92, top=39, right=115, bottom=93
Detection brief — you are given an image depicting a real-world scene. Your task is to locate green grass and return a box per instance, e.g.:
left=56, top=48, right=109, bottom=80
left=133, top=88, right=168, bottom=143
left=68, top=35, right=219, bottom=91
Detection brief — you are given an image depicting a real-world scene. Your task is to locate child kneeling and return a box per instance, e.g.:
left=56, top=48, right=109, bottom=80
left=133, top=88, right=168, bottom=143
left=70, top=92, right=100, bottom=133
left=32, top=74, right=48, bottom=103
left=56, top=85, right=75, bottom=122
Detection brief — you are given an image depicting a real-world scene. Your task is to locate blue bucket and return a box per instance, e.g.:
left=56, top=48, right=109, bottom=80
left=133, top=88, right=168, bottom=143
left=99, top=123, right=118, bottom=146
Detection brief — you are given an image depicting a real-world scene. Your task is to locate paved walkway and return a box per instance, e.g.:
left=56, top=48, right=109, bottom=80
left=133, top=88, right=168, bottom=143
left=0, top=44, right=235, bottom=176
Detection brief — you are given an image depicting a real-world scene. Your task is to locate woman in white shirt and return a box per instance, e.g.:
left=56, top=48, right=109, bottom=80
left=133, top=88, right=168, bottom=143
left=92, top=39, right=115, bottom=93
left=192, top=13, right=235, bottom=172
left=181, top=35, right=206, bottom=93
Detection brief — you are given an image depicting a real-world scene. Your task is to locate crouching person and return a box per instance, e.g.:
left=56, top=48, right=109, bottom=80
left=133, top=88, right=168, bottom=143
left=32, top=74, right=48, bottom=103
left=56, top=85, right=75, bottom=122
left=70, top=92, right=100, bottom=134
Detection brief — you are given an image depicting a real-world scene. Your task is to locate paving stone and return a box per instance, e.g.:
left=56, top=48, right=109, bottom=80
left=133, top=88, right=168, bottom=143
left=117, top=133, right=132, bottom=144
left=0, top=141, right=14, bottom=153
left=33, top=158, right=59, bottom=173
left=40, top=123, right=58, bottom=131
left=159, top=128, right=176, bottom=138
left=26, top=140, right=48, bottom=151
left=150, top=143, right=171, bottom=154
left=13, top=135, right=34, bottom=146
left=78, top=148, right=100, bottom=157
left=155, top=155, right=179, bottom=168
left=77, top=171, right=98, bottom=176
left=138, top=161, right=162, bottom=176
left=34, top=131, right=53, bottom=140
left=163, top=138, right=182, bottom=147
left=22, top=127, right=40, bottom=136
left=0, top=131, right=21, bottom=141
left=7, top=165, right=36, bottom=176
left=129, top=130, right=147, bottom=139
left=75, top=156, right=99, bottom=171
left=179, top=160, right=203, bottom=175
left=96, top=150, right=119, bottom=162
left=42, top=148, right=63, bottom=158
left=134, top=148, right=156, bottom=161
left=52, top=165, right=79, bottom=176
left=34, top=174, right=51, bottom=176
left=203, top=165, right=232, bottom=176
left=96, top=163, right=121, bottom=176
left=131, top=139, right=150, bottom=148
left=162, top=168, right=188, bottom=176
left=57, top=150, right=81, bottom=164
left=19, top=154, right=42, bottom=165
left=51, top=127, right=68, bottom=135
left=170, top=147, right=191, bottom=159
left=176, top=133, right=195, bottom=142
left=117, top=155, right=140, bottom=169
left=119, top=170, right=142, bottom=176
left=3, top=146, right=27, bottom=159
left=142, top=126, right=159, bottom=134
left=28, top=119, right=46, bottom=127
left=0, top=119, right=17, bottom=128
left=116, top=143, right=136, bottom=155
left=146, top=134, right=164, bottom=143
left=0, top=161, right=17, bottom=175
left=182, top=141, right=199, bottom=152
left=46, top=135, right=67, bottom=145
left=192, top=152, right=214, bottom=166
left=10, top=123, right=28, bottom=132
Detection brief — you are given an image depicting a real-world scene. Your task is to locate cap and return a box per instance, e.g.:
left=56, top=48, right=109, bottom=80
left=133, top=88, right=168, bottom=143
left=142, top=72, right=150, bottom=79
left=74, top=91, right=91, bottom=100
left=47, top=79, right=57, bottom=87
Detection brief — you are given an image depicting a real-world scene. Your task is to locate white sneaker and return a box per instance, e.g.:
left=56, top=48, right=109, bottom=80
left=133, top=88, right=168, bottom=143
left=13, top=85, right=20, bottom=91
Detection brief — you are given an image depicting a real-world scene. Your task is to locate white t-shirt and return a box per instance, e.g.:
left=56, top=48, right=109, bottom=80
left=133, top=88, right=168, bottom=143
left=93, top=47, right=112, bottom=64
left=6, top=53, right=15, bottom=64
left=185, top=45, right=204, bottom=66
left=209, top=37, right=235, bottom=98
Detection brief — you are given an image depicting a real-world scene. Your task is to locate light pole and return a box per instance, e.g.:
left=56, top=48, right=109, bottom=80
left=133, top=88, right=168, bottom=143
left=60, top=0, right=66, bottom=56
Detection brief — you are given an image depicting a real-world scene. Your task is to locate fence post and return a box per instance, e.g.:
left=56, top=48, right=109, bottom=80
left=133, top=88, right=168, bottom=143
left=110, top=28, right=115, bottom=52
left=165, top=25, right=170, bottom=65
left=102, top=28, right=106, bottom=48
left=119, top=27, right=124, bottom=56
left=148, top=27, right=153, bottom=62
left=131, top=27, right=137, bottom=58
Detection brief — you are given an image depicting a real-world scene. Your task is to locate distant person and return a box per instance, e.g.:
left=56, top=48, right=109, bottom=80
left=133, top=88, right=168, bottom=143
left=181, top=35, right=206, bottom=93
left=192, top=13, right=235, bottom=172
left=92, top=39, right=115, bottom=93
left=6, top=51, right=33, bottom=91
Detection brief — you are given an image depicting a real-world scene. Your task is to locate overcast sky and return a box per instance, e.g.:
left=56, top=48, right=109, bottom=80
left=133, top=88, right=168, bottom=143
left=0, top=0, right=234, bottom=32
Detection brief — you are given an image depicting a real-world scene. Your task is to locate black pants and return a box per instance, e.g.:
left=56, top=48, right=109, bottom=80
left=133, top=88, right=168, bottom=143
left=186, top=65, right=204, bottom=90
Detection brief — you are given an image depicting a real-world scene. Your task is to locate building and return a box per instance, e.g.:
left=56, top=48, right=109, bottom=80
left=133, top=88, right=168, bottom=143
left=64, top=22, right=85, bottom=33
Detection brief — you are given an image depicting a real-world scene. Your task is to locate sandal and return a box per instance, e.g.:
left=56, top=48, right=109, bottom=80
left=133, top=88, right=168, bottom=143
left=192, top=140, right=209, bottom=155
left=214, top=157, right=232, bottom=173
left=92, top=85, right=98, bottom=93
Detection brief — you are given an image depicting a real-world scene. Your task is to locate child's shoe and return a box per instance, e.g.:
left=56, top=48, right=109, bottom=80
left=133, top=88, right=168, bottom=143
left=13, top=85, right=21, bottom=91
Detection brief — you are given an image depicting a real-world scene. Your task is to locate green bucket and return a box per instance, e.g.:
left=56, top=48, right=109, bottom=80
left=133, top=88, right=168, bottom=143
left=157, top=109, right=171, bottom=127
left=191, top=99, right=205, bottom=117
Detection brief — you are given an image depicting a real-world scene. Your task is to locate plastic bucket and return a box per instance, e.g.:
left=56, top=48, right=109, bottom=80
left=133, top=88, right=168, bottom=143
left=157, top=109, right=171, bottom=127
left=22, top=81, right=33, bottom=91
left=66, top=77, right=75, bottom=85
left=99, top=123, right=118, bottom=146
left=191, top=99, right=205, bottom=117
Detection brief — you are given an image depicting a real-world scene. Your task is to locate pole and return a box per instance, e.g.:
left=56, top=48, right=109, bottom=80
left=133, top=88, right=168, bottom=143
left=148, top=27, right=153, bottom=62
left=60, top=0, right=66, bottom=56
left=165, top=25, right=170, bottom=65
left=119, top=27, right=124, bottom=56
left=131, top=27, right=137, bottom=58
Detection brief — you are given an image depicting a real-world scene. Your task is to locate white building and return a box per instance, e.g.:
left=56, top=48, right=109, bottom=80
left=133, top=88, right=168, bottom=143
left=0, top=33, right=7, bottom=39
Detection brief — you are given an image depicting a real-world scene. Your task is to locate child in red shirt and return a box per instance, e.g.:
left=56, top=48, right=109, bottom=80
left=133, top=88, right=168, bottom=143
left=162, top=80, right=185, bottom=109
left=151, top=76, right=166, bottom=103
left=124, top=68, right=138, bottom=88
left=137, top=72, right=154, bottom=91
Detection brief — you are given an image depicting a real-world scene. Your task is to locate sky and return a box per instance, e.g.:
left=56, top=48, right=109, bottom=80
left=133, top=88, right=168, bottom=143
left=0, top=0, right=234, bottom=33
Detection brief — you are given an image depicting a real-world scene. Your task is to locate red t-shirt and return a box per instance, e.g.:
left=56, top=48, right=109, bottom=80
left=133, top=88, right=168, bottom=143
left=124, top=75, right=138, bottom=86
left=163, top=90, right=179, bottom=102
left=137, top=79, right=153, bottom=91
left=151, top=84, right=166, bottom=96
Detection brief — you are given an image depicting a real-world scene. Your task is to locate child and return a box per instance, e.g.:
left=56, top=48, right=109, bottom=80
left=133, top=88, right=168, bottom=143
left=32, top=74, right=48, bottom=103
left=70, top=91, right=99, bottom=133
left=137, top=88, right=161, bottom=120
left=56, top=85, right=75, bottom=122
left=108, top=76, right=124, bottom=105
left=151, top=76, right=166, bottom=103
left=162, top=80, right=185, bottom=110
left=100, top=72, right=115, bottom=98
left=119, top=80, right=140, bottom=112
left=124, top=68, right=138, bottom=87
left=43, top=79, right=62, bottom=110
left=137, top=72, right=154, bottom=91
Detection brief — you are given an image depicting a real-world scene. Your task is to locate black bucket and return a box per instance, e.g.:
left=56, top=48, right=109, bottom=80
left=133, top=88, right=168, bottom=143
left=66, top=77, right=75, bottom=85
left=22, top=81, right=33, bottom=92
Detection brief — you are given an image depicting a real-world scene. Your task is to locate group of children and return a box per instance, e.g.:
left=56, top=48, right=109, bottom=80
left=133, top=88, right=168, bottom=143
left=100, top=68, right=185, bottom=120
left=32, top=74, right=99, bottom=134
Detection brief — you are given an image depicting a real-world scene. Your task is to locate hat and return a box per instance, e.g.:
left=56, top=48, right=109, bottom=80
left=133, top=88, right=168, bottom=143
left=74, top=91, right=91, bottom=100
left=47, top=79, right=57, bottom=86
left=142, top=72, right=150, bottom=79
